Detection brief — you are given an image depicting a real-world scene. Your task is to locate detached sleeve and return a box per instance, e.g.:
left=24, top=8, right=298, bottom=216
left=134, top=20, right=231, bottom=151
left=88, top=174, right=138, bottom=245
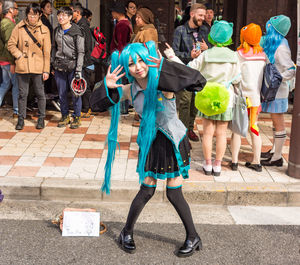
left=158, top=59, right=206, bottom=93
left=90, top=79, right=120, bottom=112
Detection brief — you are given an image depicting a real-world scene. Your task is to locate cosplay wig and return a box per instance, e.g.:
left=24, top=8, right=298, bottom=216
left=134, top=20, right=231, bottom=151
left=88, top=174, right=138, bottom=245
left=102, top=41, right=162, bottom=193
left=208, top=34, right=232, bottom=47
left=262, top=20, right=284, bottom=64
left=101, top=51, right=123, bottom=194
left=237, top=23, right=263, bottom=54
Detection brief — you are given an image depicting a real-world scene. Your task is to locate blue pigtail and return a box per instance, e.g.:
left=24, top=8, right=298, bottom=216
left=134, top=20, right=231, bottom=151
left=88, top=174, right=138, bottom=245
left=136, top=41, right=161, bottom=183
left=262, top=21, right=284, bottom=64
left=104, top=41, right=163, bottom=187
left=101, top=51, right=123, bottom=194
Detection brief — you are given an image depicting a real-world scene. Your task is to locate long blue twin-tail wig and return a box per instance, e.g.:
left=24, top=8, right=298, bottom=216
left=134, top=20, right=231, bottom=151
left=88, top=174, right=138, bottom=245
left=262, top=20, right=285, bottom=64
left=101, top=51, right=123, bottom=194
left=102, top=41, right=161, bottom=194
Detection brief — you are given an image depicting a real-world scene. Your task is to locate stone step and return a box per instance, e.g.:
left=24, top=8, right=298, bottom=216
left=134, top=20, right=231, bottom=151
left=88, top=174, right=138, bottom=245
left=1, top=177, right=299, bottom=206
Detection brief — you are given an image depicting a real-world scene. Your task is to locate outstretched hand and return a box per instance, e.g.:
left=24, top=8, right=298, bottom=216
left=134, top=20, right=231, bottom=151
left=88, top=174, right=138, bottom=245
left=147, top=50, right=163, bottom=68
left=163, top=43, right=176, bottom=59
left=105, top=65, right=125, bottom=89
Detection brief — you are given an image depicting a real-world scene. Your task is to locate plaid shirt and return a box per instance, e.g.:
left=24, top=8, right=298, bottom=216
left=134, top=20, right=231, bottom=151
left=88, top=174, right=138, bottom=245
left=172, top=21, right=211, bottom=64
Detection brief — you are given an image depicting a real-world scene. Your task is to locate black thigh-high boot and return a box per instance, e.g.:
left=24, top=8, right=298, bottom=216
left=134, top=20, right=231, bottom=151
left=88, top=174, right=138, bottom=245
left=119, top=184, right=156, bottom=253
left=166, top=186, right=202, bottom=257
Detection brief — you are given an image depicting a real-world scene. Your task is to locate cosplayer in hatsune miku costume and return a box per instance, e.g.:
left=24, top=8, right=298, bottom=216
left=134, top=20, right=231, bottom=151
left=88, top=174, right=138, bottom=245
left=165, top=20, right=241, bottom=176
left=231, top=23, right=266, bottom=172
left=260, top=15, right=296, bottom=167
left=90, top=41, right=206, bottom=257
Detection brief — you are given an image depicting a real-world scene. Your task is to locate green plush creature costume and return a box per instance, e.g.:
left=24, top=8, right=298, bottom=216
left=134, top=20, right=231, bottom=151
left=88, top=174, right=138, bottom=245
left=195, top=82, right=230, bottom=116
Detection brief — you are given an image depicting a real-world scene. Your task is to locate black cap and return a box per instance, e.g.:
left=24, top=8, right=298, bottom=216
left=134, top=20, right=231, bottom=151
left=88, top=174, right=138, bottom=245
left=205, top=3, right=213, bottom=10
left=109, top=2, right=126, bottom=15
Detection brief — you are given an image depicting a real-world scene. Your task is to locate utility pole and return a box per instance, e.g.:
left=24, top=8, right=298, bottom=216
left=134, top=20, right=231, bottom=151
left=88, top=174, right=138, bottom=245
left=288, top=68, right=300, bottom=179
left=287, top=0, right=300, bottom=179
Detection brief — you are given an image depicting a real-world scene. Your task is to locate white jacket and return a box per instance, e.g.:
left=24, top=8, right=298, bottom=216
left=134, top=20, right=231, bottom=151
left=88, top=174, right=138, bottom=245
left=272, top=43, right=296, bottom=99
left=187, top=47, right=241, bottom=108
left=237, top=48, right=266, bottom=107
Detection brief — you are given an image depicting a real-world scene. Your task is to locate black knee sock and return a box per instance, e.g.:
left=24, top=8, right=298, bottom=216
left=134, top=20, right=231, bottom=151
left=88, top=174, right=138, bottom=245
left=124, top=184, right=156, bottom=235
left=166, top=186, right=198, bottom=241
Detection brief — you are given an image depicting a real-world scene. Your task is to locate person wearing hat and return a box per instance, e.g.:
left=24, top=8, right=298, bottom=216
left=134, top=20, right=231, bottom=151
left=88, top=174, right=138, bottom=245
left=131, top=7, right=158, bottom=43
left=231, top=23, right=266, bottom=172
left=110, top=2, right=132, bottom=53
left=0, top=1, right=19, bottom=117
left=172, top=3, right=211, bottom=145
left=260, top=15, right=296, bottom=167
left=203, top=3, right=214, bottom=30
left=165, top=20, right=241, bottom=176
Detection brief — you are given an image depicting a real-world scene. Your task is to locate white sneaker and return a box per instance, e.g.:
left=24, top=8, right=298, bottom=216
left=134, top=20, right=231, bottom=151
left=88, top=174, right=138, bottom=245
left=202, top=163, right=212, bottom=175
left=212, top=165, right=221, bottom=177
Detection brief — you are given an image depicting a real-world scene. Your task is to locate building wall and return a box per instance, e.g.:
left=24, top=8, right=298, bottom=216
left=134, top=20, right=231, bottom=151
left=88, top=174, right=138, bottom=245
left=86, top=0, right=100, bottom=28
left=223, top=0, right=297, bottom=60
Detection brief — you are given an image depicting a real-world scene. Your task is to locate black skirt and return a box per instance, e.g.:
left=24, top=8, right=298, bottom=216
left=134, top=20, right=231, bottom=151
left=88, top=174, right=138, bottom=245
left=142, top=130, right=190, bottom=179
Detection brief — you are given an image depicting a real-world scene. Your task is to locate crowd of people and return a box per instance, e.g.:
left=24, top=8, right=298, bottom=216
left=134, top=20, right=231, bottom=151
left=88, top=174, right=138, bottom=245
left=0, top=0, right=297, bottom=257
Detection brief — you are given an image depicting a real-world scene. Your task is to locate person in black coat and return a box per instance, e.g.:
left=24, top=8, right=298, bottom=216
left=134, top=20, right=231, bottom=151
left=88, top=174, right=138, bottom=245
left=71, top=3, right=94, bottom=117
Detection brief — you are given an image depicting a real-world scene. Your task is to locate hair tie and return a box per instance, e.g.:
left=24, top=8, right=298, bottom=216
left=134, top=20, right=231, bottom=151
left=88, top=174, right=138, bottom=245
left=143, top=42, right=149, bottom=52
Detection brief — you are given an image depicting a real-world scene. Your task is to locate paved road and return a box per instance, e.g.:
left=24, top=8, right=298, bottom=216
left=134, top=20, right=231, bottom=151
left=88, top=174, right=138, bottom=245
left=0, top=200, right=300, bottom=264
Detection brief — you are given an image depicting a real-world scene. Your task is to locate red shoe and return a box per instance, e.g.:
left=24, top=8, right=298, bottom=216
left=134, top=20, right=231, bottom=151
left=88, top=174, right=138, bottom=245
left=188, top=130, right=199, bottom=142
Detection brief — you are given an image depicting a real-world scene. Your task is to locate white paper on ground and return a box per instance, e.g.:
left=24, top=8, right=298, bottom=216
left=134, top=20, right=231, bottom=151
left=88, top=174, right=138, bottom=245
left=62, top=211, right=100, bottom=237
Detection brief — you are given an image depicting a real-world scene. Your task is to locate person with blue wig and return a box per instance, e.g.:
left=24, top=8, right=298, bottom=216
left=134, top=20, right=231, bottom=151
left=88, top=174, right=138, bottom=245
left=90, top=40, right=206, bottom=257
left=260, top=15, right=296, bottom=166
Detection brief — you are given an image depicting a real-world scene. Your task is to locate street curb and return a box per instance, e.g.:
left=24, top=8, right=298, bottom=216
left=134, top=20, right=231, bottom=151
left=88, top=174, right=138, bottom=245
left=1, top=177, right=300, bottom=206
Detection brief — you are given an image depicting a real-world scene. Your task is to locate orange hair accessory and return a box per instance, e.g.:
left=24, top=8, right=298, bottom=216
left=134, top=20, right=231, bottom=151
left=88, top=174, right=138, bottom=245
left=237, top=23, right=263, bottom=54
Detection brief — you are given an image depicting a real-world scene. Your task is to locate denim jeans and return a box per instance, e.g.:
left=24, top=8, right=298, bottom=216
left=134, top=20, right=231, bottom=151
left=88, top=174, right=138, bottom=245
left=0, top=64, right=18, bottom=114
left=54, top=70, right=82, bottom=117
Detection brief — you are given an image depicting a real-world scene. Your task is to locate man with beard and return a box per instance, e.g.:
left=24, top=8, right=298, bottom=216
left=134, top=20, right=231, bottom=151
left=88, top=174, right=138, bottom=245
left=172, top=3, right=211, bottom=144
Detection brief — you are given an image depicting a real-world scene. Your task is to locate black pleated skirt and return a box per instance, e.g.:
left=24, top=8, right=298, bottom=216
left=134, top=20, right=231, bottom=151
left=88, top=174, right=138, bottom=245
left=142, top=130, right=190, bottom=179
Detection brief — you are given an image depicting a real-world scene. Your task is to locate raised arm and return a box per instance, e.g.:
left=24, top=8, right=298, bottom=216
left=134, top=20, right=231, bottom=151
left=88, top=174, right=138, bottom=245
left=158, top=58, right=206, bottom=93
left=90, top=65, right=125, bottom=112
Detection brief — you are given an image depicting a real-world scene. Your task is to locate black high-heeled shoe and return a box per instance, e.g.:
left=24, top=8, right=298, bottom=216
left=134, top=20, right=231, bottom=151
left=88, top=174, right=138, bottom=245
left=177, top=235, right=202, bottom=257
left=118, top=229, right=136, bottom=254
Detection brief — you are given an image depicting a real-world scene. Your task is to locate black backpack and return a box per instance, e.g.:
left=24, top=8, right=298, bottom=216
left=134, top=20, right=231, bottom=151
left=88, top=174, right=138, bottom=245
left=260, top=63, right=282, bottom=103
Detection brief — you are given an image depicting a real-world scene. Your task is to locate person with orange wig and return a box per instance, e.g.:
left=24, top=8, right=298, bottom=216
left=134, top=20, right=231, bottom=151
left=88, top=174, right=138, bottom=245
left=230, top=23, right=266, bottom=172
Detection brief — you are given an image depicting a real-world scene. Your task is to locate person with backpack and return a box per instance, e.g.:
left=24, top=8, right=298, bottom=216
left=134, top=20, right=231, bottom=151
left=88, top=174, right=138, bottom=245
left=52, top=6, right=84, bottom=129
left=230, top=23, right=266, bottom=172
left=260, top=15, right=296, bottom=167
left=8, top=3, right=51, bottom=130
left=71, top=3, right=94, bottom=119
left=165, top=20, right=241, bottom=176
left=0, top=1, right=19, bottom=117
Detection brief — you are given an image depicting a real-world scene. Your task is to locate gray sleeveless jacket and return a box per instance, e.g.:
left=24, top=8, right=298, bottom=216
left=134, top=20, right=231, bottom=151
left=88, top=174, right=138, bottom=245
left=131, top=81, right=187, bottom=149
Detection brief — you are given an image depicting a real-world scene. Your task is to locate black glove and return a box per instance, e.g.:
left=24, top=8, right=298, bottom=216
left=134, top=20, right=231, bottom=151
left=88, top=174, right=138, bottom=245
left=75, top=71, right=82, bottom=80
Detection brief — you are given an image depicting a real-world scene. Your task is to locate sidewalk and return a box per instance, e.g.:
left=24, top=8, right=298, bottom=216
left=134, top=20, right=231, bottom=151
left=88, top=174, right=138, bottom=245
left=0, top=107, right=299, bottom=206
